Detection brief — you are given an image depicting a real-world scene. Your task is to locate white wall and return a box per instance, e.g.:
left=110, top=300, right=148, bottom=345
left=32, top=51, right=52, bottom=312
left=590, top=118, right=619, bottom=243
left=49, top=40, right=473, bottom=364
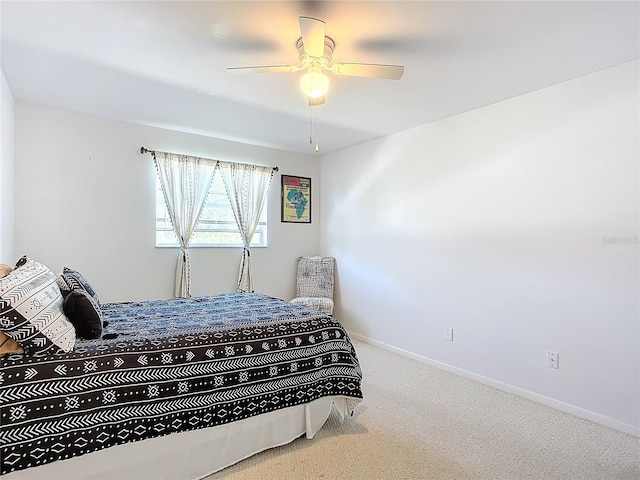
left=320, top=61, right=640, bottom=434
left=0, top=70, right=15, bottom=263
left=14, top=104, right=319, bottom=302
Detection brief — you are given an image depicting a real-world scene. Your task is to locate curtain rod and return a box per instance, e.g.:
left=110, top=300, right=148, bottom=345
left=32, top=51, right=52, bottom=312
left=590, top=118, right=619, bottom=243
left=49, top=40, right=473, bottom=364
left=140, top=147, right=279, bottom=172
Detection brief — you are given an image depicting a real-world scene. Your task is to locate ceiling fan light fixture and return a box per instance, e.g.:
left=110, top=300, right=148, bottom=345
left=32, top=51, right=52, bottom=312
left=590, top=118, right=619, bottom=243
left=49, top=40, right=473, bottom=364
left=301, top=71, right=329, bottom=99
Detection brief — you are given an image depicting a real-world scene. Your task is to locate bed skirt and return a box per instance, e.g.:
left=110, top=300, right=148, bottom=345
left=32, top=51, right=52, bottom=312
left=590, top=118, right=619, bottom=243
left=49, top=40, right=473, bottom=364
left=3, top=396, right=346, bottom=480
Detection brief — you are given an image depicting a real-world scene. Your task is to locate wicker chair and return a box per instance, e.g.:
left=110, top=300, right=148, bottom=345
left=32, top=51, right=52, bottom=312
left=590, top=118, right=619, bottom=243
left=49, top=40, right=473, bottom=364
left=290, top=256, right=335, bottom=316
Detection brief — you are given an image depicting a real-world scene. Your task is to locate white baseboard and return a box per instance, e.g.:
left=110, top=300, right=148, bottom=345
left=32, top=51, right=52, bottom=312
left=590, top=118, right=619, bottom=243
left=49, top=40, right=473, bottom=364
left=348, top=331, right=640, bottom=438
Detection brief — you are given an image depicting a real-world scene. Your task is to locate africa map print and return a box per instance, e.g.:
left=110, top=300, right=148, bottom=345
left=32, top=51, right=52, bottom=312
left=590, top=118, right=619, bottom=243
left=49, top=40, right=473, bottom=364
left=281, top=175, right=311, bottom=223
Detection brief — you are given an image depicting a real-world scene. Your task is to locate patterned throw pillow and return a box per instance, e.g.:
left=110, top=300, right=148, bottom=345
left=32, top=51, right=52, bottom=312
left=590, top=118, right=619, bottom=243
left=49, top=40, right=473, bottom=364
left=63, top=289, right=103, bottom=339
left=56, top=267, right=100, bottom=303
left=0, top=256, right=76, bottom=353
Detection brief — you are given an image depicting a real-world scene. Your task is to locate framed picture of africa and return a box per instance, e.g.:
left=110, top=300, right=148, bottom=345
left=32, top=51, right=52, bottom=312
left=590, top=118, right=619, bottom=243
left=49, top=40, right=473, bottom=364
left=281, top=175, right=311, bottom=223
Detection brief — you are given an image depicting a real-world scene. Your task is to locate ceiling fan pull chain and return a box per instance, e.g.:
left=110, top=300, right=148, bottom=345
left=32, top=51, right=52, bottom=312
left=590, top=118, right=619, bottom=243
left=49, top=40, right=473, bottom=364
left=315, top=106, right=320, bottom=152
left=309, top=107, right=313, bottom=144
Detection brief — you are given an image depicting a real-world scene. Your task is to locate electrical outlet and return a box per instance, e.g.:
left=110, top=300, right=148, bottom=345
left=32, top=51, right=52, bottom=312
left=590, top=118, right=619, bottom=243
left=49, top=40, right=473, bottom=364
left=445, top=327, right=454, bottom=341
left=546, top=351, right=559, bottom=369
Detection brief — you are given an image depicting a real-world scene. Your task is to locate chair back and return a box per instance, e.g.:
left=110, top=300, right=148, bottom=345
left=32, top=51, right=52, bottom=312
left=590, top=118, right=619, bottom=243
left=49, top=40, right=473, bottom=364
left=296, top=256, right=335, bottom=299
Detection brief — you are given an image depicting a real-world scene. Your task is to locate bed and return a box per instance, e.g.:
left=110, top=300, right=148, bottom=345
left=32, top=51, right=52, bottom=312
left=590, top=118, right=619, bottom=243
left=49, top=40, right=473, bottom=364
left=1, top=287, right=363, bottom=479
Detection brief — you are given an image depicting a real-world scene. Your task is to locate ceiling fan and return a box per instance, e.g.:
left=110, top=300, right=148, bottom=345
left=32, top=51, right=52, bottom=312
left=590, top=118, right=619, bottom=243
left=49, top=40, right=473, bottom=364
left=227, top=16, right=404, bottom=106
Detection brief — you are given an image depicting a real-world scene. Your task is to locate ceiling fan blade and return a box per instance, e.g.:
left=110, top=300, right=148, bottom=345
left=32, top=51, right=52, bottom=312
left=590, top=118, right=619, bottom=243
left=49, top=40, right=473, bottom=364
left=227, top=65, right=300, bottom=74
left=331, top=63, right=404, bottom=80
left=299, top=16, right=326, bottom=58
left=308, top=95, right=325, bottom=106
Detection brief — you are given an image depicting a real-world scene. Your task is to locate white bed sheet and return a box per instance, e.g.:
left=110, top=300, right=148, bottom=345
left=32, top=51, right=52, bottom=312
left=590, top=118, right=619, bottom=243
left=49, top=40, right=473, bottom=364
left=3, top=396, right=347, bottom=480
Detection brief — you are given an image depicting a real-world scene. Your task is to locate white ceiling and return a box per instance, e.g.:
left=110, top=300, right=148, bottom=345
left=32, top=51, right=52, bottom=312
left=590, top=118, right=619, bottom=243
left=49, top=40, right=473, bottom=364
left=2, top=1, right=638, bottom=155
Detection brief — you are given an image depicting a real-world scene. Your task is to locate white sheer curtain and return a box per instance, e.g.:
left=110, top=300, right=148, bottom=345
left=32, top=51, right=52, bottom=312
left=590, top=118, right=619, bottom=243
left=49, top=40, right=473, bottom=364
left=154, top=152, right=217, bottom=297
left=218, top=161, right=275, bottom=293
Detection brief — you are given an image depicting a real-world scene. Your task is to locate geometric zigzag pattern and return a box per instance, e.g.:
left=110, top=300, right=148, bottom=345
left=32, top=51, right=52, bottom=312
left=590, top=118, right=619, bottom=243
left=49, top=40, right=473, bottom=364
left=0, top=293, right=363, bottom=475
left=0, top=257, right=76, bottom=354
left=3, top=339, right=351, bottom=404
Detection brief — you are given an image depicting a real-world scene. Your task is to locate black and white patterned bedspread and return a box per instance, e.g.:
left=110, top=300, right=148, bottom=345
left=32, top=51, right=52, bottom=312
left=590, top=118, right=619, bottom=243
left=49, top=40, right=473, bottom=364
left=0, top=293, right=363, bottom=475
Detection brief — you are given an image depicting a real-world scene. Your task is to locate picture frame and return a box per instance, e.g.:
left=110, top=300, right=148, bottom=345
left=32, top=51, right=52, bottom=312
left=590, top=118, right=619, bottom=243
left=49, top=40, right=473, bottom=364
left=281, top=175, right=311, bottom=223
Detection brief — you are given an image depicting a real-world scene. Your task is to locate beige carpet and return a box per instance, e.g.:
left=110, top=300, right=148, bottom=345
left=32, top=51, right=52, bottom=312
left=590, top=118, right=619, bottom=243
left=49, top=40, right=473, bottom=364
left=208, top=339, right=640, bottom=480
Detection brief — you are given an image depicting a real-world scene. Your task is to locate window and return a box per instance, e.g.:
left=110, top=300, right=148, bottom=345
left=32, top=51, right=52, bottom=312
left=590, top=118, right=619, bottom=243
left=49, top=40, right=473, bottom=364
left=156, top=173, right=267, bottom=247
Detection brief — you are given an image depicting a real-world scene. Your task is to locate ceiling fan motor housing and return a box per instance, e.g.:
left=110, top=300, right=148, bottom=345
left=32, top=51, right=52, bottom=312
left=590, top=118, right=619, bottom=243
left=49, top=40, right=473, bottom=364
left=297, top=36, right=335, bottom=70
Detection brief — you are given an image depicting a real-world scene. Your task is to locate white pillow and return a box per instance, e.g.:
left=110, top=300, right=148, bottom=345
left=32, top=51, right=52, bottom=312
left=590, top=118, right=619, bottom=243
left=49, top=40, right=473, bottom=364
left=0, top=256, right=76, bottom=354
